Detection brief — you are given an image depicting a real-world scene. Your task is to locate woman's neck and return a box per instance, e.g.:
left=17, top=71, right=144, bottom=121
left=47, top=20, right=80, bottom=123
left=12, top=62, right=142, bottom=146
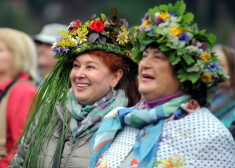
left=144, top=93, right=183, bottom=108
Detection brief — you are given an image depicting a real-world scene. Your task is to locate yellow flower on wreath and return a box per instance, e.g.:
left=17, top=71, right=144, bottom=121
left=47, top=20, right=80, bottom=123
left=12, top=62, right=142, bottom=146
left=160, top=11, right=171, bottom=20
left=142, top=19, right=151, bottom=27
left=201, top=52, right=212, bottom=61
left=201, top=74, right=212, bottom=82
left=170, top=27, right=185, bottom=36
left=117, top=26, right=129, bottom=45
left=56, top=30, right=77, bottom=48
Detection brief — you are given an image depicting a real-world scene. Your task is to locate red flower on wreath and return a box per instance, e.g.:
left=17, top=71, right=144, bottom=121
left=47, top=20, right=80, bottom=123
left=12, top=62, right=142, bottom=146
left=68, top=20, right=81, bottom=34
left=89, top=20, right=105, bottom=33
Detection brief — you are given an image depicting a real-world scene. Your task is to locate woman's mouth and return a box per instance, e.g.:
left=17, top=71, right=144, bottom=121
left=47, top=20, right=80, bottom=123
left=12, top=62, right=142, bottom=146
left=76, top=83, right=91, bottom=90
left=77, top=83, right=90, bottom=87
left=141, top=73, right=155, bottom=82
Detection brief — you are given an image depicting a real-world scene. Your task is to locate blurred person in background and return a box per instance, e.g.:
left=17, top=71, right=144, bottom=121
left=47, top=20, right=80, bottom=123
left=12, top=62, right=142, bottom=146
left=33, top=23, right=67, bottom=85
left=0, top=28, right=37, bottom=168
left=211, top=44, right=235, bottom=128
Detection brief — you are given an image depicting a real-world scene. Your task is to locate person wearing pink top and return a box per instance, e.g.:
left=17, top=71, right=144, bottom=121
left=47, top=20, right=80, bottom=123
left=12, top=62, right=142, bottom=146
left=0, top=28, right=37, bottom=168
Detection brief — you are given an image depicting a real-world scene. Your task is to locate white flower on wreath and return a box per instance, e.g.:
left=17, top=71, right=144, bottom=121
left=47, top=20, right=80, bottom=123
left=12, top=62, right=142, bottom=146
left=185, top=45, right=204, bottom=57
left=187, top=60, right=205, bottom=72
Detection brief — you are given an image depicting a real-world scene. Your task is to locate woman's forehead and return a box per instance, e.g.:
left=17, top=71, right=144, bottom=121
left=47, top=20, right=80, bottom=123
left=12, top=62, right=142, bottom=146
left=144, top=47, right=165, bottom=55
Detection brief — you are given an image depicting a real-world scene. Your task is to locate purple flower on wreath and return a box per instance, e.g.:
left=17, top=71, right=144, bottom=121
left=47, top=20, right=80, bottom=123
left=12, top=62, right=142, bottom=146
left=178, top=32, right=190, bottom=42
left=154, top=16, right=163, bottom=25
left=63, top=47, right=70, bottom=53
left=53, top=47, right=63, bottom=55
left=55, top=37, right=61, bottom=41
left=192, top=40, right=207, bottom=50
left=192, top=40, right=198, bottom=46
left=140, top=28, right=146, bottom=33
left=149, top=26, right=155, bottom=34
left=144, top=13, right=149, bottom=20
left=52, top=48, right=58, bottom=55
left=141, top=17, right=145, bottom=23
left=169, top=12, right=177, bottom=17
left=200, top=42, right=207, bottom=50
left=207, top=62, right=219, bottom=71
left=141, top=14, right=149, bottom=23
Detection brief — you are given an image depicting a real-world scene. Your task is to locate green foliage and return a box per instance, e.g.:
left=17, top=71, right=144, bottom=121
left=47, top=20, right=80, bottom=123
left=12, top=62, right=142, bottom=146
left=178, top=70, right=200, bottom=83
left=182, top=13, right=194, bottom=24
left=169, top=52, right=180, bottom=65
left=101, top=13, right=106, bottom=19
left=174, top=0, right=186, bottom=16
left=19, top=60, right=72, bottom=167
left=183, top=54, right=195, bottom=65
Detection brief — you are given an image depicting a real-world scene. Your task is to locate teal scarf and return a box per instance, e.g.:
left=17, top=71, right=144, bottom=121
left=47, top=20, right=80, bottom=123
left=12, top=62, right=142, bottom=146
left=90, top=95, right=190, bottom=168
left=67, top=89, right=128, bottom=143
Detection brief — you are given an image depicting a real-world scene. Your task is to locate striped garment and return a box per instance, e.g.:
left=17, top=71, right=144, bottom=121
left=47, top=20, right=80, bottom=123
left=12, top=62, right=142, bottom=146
left=210, top=90, right=235, bottom=128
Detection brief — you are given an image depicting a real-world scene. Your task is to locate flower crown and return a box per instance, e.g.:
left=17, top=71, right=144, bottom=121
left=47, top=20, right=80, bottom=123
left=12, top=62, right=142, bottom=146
left=131, top=1, right=229, bottom=105
left=52, top=13, right=134, bottom=60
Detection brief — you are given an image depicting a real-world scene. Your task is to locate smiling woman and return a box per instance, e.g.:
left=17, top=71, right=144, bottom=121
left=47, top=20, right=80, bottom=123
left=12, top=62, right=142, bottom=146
left=9, top=13, right=140, bottom=168
left=70, top=51, right=123, bottom=106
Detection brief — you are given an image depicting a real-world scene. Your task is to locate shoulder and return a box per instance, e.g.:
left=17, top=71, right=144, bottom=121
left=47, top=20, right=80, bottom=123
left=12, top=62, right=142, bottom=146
left=157, top=108, right=235, bottom=166
left=166, top=108, right=232, bottom=137
left=161, top=108, right=235, bottom=152
left=10, top=80, right=36, bottom=95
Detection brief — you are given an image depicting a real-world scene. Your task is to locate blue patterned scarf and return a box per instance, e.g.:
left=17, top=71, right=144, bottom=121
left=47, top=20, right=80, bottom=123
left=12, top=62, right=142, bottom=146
left=67, top=89, right=128, bottom=143
left=90, top=95, right=190, bottom=168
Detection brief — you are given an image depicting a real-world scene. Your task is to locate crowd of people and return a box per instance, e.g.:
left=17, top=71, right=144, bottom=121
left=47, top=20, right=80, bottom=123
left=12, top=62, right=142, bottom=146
left=0, top=1, right=235, bottom=168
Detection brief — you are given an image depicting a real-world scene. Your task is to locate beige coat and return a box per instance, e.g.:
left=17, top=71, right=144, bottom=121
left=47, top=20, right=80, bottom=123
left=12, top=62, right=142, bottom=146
left=9, top=103, right=94, bottom=168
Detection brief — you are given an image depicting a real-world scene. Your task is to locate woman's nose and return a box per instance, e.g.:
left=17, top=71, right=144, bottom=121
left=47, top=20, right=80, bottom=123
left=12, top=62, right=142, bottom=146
left=74, top=67, right=86, bottom=78
left=139, top=57, right=152, bottom=69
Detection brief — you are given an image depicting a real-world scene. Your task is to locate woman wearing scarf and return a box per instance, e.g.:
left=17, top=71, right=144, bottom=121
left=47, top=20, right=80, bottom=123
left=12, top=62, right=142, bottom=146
left=9, top=13, right=140, bottom=168
left=90, top=1, right=235, bottom=168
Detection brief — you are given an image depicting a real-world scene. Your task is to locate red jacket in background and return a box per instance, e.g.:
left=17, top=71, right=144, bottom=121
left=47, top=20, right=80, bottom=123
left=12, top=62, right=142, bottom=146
left=0, top=73, right=36, bottom=168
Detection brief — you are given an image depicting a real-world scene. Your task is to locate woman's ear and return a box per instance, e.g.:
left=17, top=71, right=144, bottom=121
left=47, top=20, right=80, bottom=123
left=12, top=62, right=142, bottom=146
left=111, top=69, right=123, bottom=88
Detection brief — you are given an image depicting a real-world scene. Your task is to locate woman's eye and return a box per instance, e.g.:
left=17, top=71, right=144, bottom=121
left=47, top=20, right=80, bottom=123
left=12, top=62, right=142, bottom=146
left=87, top=65, right=95, bottom=69
left=155, top=55, right=166, bottom=61
left=73, top=63, right=80, bottom=68
left=142, top=54, right=147, bottom=58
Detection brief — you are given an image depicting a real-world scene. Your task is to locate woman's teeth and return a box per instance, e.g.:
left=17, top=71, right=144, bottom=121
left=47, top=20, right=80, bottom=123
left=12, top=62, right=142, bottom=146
left=77, top=84, right=90, bottom=87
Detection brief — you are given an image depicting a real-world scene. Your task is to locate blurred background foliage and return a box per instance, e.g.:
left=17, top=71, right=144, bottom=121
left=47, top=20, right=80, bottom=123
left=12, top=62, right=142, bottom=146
left=0, top=0, right=235, bottom=47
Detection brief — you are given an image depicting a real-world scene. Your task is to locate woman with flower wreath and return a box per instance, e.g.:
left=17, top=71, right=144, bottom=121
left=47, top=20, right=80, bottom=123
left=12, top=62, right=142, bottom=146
left=90, top=1, right=235, bottom=168
left=9, top=13, right=140, bottom=168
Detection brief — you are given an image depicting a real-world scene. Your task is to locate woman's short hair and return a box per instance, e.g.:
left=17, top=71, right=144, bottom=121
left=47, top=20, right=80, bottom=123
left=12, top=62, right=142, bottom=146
left=0, top=28, right=37, bottom=82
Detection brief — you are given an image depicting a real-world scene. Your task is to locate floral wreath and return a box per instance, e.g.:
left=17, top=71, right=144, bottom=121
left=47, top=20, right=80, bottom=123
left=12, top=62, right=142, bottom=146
left=52, top=13, right=134, bottom=60
left=131, top=0, right=229, bottom=105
